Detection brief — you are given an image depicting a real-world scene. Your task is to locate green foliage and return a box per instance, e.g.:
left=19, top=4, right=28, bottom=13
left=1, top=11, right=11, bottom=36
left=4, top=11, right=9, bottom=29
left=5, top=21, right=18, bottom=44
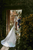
left=0, top=9, right=6, bottom=37
left=0, top=0, right=33, bottom=16
left=19, top=14, right=33, bottom=50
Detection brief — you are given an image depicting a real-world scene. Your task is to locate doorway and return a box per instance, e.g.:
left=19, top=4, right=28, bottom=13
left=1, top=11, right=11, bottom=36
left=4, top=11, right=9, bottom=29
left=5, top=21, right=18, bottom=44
left=6, top=9, right=22, bottom=36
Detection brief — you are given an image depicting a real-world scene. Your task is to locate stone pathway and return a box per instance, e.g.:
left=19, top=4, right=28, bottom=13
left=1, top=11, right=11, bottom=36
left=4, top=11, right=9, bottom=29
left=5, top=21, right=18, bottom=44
left=0, top=46, right=16, bottom=50
left=0, top=46, right=9, bottom=50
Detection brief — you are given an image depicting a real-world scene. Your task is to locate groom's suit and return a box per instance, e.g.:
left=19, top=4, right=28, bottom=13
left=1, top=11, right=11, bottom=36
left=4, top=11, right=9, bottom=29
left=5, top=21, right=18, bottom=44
left=17, top=18, right=21, bottom=28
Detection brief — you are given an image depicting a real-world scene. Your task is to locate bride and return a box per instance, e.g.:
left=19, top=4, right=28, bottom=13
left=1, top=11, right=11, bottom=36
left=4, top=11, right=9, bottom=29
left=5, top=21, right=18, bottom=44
left=1, top=17, right=17, bottom=50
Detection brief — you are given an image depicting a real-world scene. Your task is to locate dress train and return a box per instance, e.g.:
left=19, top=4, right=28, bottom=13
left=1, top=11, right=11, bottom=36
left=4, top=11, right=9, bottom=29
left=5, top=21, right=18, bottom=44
left=1, top=19, right=16, bottom=47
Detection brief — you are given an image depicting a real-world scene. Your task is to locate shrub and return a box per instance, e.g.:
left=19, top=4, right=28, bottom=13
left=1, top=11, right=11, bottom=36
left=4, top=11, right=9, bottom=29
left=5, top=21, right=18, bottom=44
left=19, top=14, right=33, bottom=50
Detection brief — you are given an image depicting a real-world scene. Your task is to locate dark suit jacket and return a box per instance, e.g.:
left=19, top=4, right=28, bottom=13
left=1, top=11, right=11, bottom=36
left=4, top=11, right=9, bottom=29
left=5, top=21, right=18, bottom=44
left=17, top=18, right=21, bottom=28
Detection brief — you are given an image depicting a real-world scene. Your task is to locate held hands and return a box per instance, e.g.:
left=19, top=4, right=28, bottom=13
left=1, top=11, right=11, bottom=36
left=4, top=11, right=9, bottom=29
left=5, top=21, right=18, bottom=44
left=18, top=25, right=19, bottom=27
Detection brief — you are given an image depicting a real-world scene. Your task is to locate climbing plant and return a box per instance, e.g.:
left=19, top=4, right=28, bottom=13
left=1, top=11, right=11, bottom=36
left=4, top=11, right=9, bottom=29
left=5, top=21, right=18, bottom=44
left=19, top=14, right=33, bottom=50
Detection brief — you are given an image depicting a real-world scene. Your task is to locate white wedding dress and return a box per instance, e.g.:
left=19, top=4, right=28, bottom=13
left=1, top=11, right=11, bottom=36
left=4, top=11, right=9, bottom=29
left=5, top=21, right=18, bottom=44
left=1, top=19, right=16, bottom=47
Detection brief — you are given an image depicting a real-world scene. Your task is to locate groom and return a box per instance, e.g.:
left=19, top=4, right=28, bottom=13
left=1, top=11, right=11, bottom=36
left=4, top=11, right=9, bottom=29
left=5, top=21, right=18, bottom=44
left=17, top=16, right=21, bottom=29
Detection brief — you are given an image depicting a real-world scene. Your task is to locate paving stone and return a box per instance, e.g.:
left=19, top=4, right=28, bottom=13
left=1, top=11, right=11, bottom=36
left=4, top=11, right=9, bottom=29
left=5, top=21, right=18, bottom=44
left=1, top=46, right=9, bottom=50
